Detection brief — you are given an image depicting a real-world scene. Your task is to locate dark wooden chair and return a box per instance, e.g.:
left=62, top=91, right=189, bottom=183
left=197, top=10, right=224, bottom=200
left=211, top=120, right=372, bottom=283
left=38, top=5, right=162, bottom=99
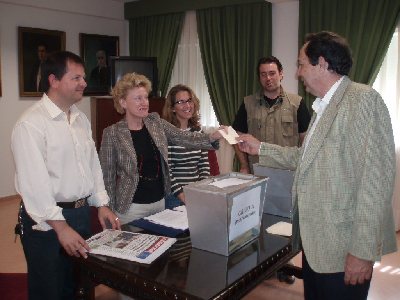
left=208, top=150, right=220, bottom=176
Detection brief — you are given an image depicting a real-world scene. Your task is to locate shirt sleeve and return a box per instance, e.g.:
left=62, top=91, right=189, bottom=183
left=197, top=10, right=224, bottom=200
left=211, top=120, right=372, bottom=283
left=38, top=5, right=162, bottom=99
left=297, top=99, right=312, bottom=133
left=84, top=118, right=110, bottom=207
left=160, top=117, right=213, bottom=149
left=11, top=121, right=64, bottom=231
left=232, top=102, right=248, bottom=133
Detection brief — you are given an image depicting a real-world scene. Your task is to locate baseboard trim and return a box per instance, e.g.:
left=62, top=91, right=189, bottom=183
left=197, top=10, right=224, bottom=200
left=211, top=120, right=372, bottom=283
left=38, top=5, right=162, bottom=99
left=0, top=194, right=21, bottom=202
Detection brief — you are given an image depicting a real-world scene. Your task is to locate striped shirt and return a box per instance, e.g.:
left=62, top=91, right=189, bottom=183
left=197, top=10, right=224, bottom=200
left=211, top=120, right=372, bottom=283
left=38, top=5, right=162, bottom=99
left=168, top=128, right=210, bottom=196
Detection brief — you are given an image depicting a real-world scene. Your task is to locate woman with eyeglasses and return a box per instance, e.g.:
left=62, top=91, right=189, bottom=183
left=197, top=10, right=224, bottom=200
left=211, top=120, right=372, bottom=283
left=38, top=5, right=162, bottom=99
left=162, top=84, right=211, bottom=209
left=99, top=74, right=223, bottom=229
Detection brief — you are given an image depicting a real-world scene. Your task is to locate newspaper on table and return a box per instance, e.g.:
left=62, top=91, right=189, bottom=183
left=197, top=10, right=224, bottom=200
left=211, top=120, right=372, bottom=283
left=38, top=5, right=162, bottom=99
left=86, top=229, right=176, bottom=264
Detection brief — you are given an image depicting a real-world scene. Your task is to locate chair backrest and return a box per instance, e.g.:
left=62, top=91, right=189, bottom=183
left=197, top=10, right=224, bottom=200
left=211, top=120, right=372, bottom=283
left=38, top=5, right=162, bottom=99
left=208, top=150, right=220, bottom=176
left=90, top=207, right=103, bottom=234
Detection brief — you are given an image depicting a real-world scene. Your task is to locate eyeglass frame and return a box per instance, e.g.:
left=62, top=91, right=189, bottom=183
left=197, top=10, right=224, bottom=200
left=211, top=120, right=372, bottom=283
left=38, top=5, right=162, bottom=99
left=174, top=98, right=193, bottom=105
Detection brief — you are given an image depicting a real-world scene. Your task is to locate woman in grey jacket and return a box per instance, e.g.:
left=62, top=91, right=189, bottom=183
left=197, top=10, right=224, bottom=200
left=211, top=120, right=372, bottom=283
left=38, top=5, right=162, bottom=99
left=99, top=73, right=222, bottom=227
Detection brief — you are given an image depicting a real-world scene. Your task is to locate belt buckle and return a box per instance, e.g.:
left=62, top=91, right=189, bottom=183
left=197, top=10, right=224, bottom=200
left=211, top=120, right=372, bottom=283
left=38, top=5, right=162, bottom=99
left=75, top=198, right=86, bottom=208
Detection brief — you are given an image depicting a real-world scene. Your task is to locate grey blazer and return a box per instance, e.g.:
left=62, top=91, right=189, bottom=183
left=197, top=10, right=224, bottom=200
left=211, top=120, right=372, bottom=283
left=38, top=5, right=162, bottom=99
left=99, top=113, right=215, bottom=214
left=259, top=76, right=397, bottom=273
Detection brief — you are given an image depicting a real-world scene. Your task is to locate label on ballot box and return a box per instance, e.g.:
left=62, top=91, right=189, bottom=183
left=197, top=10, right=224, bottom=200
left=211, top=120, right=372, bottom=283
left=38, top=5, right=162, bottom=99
left=229, top=186, right=261, bottom=241
left=184, top=172, right=268, bottom=256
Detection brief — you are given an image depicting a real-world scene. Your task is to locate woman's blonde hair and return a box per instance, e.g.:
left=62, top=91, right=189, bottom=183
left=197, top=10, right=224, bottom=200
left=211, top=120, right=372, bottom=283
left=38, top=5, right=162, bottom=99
left=162, top=84, right=201, bottom=129
left=111, top=73, right=152, bottom=114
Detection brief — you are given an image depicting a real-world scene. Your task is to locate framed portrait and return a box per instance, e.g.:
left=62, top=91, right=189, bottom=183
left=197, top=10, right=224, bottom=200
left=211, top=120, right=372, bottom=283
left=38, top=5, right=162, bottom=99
left=79, top=33, right=119, bottom=96
left=18, top=27, right=66, bottom=97
left=0, top=48, right=2, bottom=97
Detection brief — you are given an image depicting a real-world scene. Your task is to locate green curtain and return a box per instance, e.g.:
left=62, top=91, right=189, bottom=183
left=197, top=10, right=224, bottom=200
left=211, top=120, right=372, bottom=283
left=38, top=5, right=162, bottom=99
left=129, top=13, right=185, bottom=96
left=298, top=0, right=400, bottom=109
left=196, top=2, right=272, bottom=125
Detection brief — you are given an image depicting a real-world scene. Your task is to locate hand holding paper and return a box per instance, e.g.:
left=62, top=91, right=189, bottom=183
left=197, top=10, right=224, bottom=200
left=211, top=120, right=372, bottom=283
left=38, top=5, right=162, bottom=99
left=236, top=134, right=262, bottom=155
left=218, top=126, right=241, bottom=144
left=209, top=125, right=229, bottom=142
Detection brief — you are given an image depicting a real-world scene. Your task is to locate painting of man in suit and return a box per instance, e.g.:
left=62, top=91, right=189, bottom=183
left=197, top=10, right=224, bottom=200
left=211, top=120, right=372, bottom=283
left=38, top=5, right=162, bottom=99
left=26, top=43, right=48, bottom=93
left=79, top=33, right=119, bottom=95
left=236, top=31, right=397, bottom=300
left=18, top=27, right=65, bottom=97
left=89, top=50, right=110, bottom=89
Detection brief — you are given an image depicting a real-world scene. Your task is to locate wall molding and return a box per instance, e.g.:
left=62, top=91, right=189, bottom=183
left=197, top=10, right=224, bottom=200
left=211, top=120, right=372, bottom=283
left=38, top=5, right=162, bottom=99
left=124, top=0, right=266, bottom=18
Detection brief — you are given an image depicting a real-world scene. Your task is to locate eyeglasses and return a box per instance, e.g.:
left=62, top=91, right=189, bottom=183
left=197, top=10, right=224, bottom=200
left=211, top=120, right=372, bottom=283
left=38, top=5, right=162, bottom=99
left=174, top=98, right=193, bottom=105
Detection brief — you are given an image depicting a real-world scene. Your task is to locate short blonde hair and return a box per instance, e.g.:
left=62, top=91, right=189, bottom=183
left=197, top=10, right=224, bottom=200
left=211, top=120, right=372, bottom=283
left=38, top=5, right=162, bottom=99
left=111, top=73, right=152, bottom=114
left=162, top=84, right=201, bottom=129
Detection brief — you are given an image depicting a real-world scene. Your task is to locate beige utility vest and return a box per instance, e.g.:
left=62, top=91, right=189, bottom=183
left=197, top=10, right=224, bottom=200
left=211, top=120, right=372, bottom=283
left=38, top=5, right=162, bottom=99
left=245, top=90, right=302, bottom=169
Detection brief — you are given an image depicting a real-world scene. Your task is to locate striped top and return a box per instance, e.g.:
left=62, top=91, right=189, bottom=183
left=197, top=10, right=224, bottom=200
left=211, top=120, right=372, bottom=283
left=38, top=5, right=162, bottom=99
left=168, top=128, right=210, bottom=196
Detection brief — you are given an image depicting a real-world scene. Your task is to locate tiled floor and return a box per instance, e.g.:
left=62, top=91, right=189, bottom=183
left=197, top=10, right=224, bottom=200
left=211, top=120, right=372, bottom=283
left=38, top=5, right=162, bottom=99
left=1, top=195, right=399, bottom=299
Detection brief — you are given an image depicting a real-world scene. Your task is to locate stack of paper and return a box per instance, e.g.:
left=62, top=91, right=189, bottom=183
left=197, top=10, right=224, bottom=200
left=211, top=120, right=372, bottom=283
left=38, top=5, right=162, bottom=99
left=144, top=207, right=188, bottom=230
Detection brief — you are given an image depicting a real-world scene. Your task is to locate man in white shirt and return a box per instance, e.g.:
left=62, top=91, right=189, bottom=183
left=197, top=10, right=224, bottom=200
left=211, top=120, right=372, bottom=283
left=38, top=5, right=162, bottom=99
left=236, top=31, right=397, bottom=300
left=12, top=51, right=120, bottom=300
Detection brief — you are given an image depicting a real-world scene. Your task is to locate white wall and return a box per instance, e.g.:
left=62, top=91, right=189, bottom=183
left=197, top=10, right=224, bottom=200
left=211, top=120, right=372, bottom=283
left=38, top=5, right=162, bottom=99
left=272, top=0, right=299, bottom=94
left=0, top=0, right=129, bottom=197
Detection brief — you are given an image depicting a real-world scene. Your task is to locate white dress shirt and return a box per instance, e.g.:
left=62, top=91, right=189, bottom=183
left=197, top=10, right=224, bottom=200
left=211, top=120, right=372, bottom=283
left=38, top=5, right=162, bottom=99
left=12, top=94, right=109, bottom=231
left=302, top=76, right=344, bottom=158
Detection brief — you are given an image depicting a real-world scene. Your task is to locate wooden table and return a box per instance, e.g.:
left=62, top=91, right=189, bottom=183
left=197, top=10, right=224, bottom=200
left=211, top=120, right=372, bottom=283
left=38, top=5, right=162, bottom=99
left=75, top=214, right=300, bottom=300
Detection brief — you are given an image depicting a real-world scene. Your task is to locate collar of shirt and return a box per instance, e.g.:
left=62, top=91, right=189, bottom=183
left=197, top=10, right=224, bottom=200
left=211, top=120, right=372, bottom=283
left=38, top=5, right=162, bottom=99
left=256, top=87, right=284, bottom=109
left=311, top=76, right=344, bottom=117
left=301, top=76, right=344, bottom=160
left=42, top=93, right=80, bottom=123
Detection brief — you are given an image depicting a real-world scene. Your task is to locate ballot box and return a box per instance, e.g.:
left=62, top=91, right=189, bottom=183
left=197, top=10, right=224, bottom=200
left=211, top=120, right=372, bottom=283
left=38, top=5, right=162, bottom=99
left=184, top=172, right=268, bottom=256
left=253, top=164, right=294, bottom=218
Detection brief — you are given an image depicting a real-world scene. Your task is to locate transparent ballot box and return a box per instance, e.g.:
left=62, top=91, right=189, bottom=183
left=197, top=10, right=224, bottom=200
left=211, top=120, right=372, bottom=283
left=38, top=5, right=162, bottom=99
left=184, top=172, right=268, bottom=256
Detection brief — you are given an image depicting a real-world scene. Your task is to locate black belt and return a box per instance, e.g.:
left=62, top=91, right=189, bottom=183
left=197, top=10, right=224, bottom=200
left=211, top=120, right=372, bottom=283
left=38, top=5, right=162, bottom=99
left=57, top=196, right=89, bottom=209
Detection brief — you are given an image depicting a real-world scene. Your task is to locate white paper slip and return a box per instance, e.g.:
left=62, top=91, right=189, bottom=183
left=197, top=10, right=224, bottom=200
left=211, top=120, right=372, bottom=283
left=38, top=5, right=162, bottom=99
left=173, top=205, right=187, bottom=213
left=266, top=221, right=292, bottom=237
left=218, top=126, right=240, bottom=144
left=209, top=177, right=251, bottom=188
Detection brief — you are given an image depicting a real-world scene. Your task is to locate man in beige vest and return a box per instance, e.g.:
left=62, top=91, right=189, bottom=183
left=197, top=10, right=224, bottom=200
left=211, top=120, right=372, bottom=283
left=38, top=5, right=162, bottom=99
left=237, top=31, right=397, bottom=300
left=232, top=56, right=311, bottom=174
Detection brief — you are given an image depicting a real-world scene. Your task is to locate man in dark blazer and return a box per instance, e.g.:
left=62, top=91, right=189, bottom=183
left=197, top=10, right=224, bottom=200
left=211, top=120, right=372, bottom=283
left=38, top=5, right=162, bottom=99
left=25, top=44, right=48, bottom=92
left=237, top=31, right=397, bottom=300
left=89, top=50, right=110, bottom=90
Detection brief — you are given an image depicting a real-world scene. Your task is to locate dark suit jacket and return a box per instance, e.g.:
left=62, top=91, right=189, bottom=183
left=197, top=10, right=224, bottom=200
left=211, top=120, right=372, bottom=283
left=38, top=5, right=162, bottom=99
left=26, top=61, right=47, bottom=92
left=89, top=66, right=110, bottom=88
